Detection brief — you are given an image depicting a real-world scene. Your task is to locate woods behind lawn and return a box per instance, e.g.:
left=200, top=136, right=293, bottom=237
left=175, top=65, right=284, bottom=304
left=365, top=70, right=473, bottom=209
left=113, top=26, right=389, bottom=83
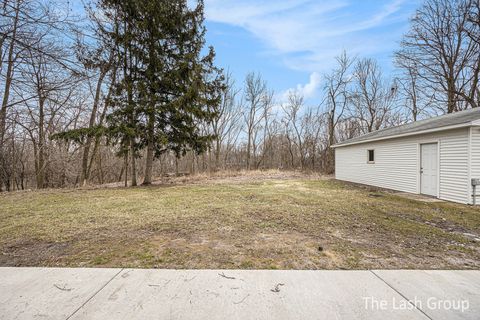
left=1, top=172, right=479, bottom=269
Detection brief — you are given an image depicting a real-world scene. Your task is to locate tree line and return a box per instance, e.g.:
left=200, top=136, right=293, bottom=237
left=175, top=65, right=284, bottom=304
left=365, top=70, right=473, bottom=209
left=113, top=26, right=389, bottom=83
left=0, top=0, right=479, bottom=191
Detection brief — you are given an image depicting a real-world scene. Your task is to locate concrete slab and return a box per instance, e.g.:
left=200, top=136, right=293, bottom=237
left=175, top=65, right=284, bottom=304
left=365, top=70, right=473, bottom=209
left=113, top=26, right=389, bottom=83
left=69, top=269, right=427, bottom=320
left=0, top=267, right=121, bottom=320
left=373, top=270, right=480, bottom=320
left=2, top=268, right=478, bottom=320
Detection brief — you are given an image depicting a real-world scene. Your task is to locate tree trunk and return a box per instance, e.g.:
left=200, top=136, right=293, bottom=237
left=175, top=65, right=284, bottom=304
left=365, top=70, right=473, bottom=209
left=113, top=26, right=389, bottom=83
left=327, top=115, right=335, bottom=174
left=36, top=97, right=46, bottom=189
left=0, top=0, right=19, bottom=146
left=87, top=65, right=117, bottom=181
left=124, top=152, right=128, bottom=187
left=96, top=149, right=104, bottom=185
left=215, top=138, right=221, bottom=171
left=246, top=130, right=251, bottom=170
left=0, top=1, right=19, bottom=191
left=118, top=164, right=124, bottom=182
left=143, top=23, right=157, bottom=185
left=175, top=157, right=179, bottom=176
left=447, top=77, right=456, bottom=113
left=80, top=68, right=108, bottom=186
left=130, top=140, right=137, bottom=186
left=311, top=144, right=316, bottom=170
left=143, top=112, right=154, bottom=185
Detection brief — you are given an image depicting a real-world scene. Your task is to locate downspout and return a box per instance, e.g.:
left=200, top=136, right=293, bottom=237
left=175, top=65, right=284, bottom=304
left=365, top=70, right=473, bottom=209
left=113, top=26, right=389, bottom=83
left=467, top=126, right=472, bottom=205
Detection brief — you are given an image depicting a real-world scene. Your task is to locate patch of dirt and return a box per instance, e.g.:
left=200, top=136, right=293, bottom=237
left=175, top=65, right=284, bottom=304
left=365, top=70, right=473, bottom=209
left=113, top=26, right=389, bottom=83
left=387, top=211, right=479, bottom=237
left=148, top=231, right=341, bottom=269
left=0, top=240, right=73, bottom=266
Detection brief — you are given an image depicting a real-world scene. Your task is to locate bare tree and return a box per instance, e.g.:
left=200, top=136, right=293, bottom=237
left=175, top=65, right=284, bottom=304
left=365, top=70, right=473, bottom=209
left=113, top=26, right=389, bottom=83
left=211, top=71, right=242, bottom=170
left=255, top=89, right=274, bottom=169
left=464, top=0, right=480, bottom=108
left=395, top=58, right=421, bottom=121
left=75, top=54, right=114, bottom=185
left=282, top=91, right=307, bottom=169
left=0, top=0, right=79, bottom=190
left=323, top=51, right=354, bottom=172
left=295, top=105, right=324, bottom=171
left=243, top=72, right=267, bottom=170
left=349, top=58, right=397, bottom=134
left=86, top=65, right=118, bottom=184
left=74, top=4, right=118, bottom=186
left=396, top=0, right=480, bottom=113
left=0, top=0, right=20, bottom=146
left=466, top=0, right=480, bottom=45
left=17, top=38, right=78, bottom=188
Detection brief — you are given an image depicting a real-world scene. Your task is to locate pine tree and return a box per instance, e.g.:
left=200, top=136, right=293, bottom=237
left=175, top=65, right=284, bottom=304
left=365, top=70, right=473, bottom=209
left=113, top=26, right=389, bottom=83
left=59, top=0, right=224, bottom=186
left=110, top=0, right=223, bottom=185
left=102, top=0, right=142, bottom=186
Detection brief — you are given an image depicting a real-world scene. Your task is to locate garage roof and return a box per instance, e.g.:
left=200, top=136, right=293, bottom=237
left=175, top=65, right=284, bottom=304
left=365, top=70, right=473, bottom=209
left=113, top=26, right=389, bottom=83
left=333, top=108, right=480, bottom=148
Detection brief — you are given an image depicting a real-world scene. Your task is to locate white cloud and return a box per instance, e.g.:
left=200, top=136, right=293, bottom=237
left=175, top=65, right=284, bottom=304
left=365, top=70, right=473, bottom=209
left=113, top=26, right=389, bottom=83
left=298, top=72, right=322, bottom=98
left=281, top=72, right=322, bottom=101
left=204, top=0, right=414, bottom=72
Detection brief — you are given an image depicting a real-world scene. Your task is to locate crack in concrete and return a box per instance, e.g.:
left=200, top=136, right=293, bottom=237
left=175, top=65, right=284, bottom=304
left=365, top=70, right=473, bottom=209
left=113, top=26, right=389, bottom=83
left=65, top=268, right=124, bottom=320
left=370, top=270, right=434, bottom=320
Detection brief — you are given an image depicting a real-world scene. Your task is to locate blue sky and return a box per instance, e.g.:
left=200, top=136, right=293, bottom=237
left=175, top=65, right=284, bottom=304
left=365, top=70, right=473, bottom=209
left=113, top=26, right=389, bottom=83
left=203, top=0, right=421, bottom=103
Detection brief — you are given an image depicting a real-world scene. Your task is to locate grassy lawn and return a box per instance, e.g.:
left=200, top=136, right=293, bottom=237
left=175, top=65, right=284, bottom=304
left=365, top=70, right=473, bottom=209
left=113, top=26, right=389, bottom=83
left=1, top=173, right=479, bottom=269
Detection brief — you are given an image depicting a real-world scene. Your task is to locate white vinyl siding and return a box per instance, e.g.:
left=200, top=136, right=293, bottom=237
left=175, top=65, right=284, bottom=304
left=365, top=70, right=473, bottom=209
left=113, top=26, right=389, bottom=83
left=335, top=128, right=470, bottom=204
left=335, top=139, right=417, bottom=193
left=438, top=130, right=469, bottom=203
left=471, top=127, right=480, bottom=204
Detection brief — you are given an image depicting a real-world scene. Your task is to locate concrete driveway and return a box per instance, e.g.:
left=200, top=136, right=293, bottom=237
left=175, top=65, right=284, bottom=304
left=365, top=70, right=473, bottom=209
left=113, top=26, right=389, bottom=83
left=0, top=268, right=478, bottom=320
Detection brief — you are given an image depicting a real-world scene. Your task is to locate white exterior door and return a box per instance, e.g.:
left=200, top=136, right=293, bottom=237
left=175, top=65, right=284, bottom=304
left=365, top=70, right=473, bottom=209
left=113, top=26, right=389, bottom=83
left=420, top=143, right=438, bottom=197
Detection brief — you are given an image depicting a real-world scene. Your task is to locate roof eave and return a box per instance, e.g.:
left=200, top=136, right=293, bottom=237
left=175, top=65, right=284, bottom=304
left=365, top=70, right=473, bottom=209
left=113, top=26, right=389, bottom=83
left=331, top=122, right=475, bottom=148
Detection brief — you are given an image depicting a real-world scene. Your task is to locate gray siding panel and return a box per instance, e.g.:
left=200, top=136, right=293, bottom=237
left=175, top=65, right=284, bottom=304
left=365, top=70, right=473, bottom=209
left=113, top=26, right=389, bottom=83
left=471, top=127, right=480, bottom=204
left=335, top=128, right=470, bottom=204
left=335, top=138, right=418, bottom=194
left=439, top=131, right=469, bottom=204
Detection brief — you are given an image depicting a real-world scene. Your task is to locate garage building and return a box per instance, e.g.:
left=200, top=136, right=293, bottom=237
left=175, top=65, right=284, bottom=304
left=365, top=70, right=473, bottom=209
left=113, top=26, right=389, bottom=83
left=333, top=108, right=480, bottom=205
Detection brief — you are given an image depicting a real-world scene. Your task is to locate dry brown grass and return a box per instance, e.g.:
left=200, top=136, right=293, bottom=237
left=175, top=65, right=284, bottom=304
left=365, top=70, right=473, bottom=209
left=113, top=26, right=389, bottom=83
left=0, top=172, right=479, bottom=269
